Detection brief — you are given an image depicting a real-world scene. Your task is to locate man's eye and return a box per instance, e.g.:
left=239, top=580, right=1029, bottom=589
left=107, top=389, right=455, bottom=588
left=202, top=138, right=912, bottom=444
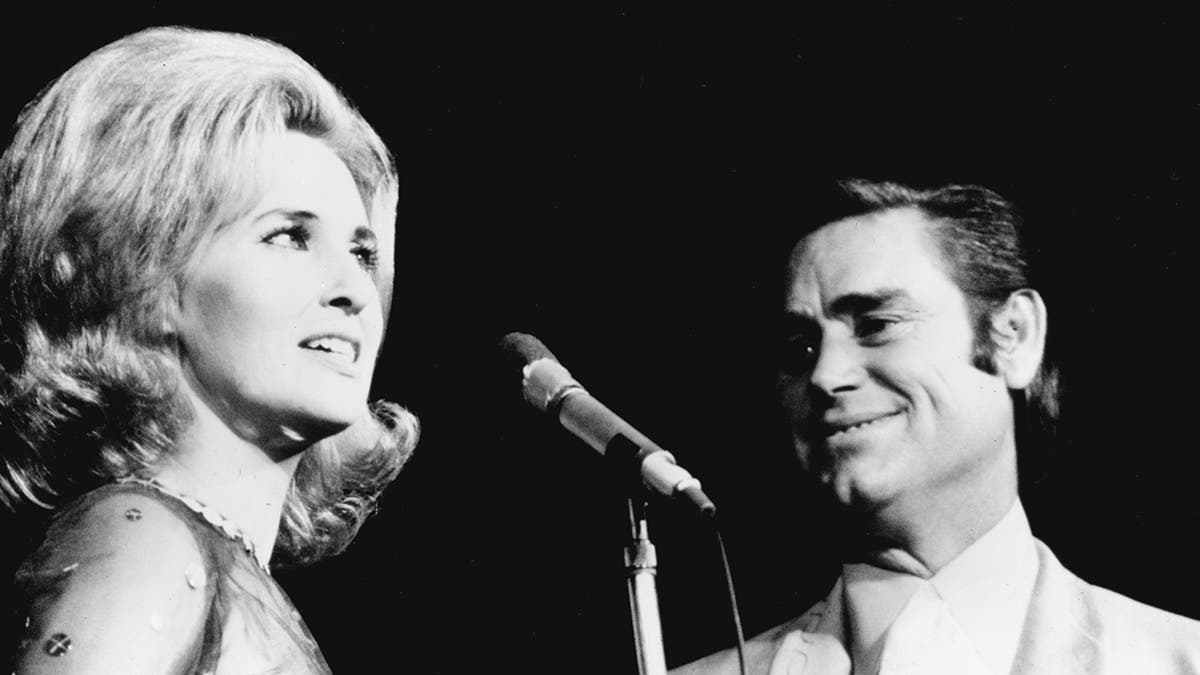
left=263, top=226, right=310, bottom=250
left=780, top=335, right=819, bottom=375
left=856, top=316, right=900, bottom=341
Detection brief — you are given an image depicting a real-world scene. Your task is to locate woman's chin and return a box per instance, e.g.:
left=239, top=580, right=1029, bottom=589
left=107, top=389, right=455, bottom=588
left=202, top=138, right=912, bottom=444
left=249, top=408, right=360, bottom=456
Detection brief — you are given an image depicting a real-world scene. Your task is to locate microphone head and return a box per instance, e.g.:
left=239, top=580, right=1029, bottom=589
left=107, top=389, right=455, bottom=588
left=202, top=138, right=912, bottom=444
left=497, top=332, right=559, bottom=365
left=498, top=332, right=579, bottom=413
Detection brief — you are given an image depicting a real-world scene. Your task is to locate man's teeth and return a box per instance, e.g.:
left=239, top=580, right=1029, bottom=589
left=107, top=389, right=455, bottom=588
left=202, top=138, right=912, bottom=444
left=304, top=337, right=354, bottom=359
left=832, top=414, right=894, bottom=435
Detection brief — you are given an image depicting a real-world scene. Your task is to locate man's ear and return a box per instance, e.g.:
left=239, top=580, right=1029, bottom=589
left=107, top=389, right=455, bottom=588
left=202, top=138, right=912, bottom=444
left=989, top=289, right=1047, bottom=390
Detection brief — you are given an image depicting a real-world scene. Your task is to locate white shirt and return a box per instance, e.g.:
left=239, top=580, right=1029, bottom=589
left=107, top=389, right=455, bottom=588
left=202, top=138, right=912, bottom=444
left=842, top=499, right=1040, bottom=674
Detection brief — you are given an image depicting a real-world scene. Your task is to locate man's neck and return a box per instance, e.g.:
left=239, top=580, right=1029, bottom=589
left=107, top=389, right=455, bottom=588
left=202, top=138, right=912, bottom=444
left=852, top=454, right=1019, bottom=576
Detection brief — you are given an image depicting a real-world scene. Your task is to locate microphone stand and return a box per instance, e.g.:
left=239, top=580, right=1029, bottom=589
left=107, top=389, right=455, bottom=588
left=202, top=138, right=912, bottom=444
left=625, top=497, right=668, bottom=675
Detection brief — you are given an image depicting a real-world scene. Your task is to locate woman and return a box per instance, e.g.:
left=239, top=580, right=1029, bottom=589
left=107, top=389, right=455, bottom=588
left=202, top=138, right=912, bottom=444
left=0, top=27, right=418, bottom=673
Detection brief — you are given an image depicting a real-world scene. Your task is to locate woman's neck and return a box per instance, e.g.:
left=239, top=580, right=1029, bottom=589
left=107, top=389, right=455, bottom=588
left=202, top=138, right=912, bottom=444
left=154, top=403, right=306, bottom=568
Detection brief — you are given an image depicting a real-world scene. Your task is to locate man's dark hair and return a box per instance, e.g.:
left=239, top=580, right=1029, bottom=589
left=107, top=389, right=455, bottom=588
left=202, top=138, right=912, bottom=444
left=815, top=178, right=1060, bottom=483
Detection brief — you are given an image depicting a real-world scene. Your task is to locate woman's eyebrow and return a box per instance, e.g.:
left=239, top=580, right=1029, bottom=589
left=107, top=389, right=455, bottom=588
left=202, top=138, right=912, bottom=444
left=251, top=208, right=318, bottom=225
left=352, top=226, right=377, bottom=244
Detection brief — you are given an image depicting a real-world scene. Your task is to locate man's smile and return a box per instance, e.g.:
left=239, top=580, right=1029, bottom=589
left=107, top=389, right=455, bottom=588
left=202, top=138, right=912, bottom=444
left=811, top=410, right=905, bottom=440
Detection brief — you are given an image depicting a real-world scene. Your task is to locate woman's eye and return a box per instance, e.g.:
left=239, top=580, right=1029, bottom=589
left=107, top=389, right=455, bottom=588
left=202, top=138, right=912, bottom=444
left=263, top=226, right=310, bottom=250
left=352, top=243, right=379, bottom=271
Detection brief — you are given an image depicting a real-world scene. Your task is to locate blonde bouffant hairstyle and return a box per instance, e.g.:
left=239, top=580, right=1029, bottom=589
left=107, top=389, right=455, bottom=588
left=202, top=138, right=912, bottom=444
left=0, top=27, right=418, bottom=567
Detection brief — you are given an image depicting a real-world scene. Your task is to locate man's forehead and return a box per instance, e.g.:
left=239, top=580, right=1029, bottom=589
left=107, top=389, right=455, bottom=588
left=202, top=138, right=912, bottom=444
left=793, top=206, right=935, bottom=260
left=785, top=207, right=953, bottom=312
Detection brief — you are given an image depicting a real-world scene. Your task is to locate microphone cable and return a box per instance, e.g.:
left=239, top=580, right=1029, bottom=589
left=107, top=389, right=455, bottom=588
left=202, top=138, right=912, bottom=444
left=713, top=520, right=748, bottom=675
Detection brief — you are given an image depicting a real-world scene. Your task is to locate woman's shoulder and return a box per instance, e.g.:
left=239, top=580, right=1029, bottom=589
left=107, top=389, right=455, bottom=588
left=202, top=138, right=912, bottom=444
left=20, top=482, right=212, bottom=577
left=12, top=483, right=216, bottom=673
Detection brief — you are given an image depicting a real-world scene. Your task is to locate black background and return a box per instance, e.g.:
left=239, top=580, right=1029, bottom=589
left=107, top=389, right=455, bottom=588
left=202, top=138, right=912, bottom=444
left=2, top=6, right=1195, bottom=673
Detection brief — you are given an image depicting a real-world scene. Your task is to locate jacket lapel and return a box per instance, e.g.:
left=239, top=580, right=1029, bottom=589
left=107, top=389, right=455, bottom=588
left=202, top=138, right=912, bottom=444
left=766, top=579, right=852, bottom=675
left=1011, top=540, right=1105, bottom=675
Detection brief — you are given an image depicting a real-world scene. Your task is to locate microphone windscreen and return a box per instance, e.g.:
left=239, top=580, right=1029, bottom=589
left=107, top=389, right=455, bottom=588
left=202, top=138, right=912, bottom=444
left=497, top=332, right=558, bottom=365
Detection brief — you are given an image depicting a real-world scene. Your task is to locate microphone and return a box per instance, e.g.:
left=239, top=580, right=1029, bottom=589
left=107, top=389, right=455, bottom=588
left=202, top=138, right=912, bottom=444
left=499, top=332, right=716, bottom=516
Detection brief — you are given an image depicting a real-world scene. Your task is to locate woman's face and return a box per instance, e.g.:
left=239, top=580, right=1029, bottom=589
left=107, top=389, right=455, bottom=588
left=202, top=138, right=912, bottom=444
left=173, top=131, right=386, bottom=449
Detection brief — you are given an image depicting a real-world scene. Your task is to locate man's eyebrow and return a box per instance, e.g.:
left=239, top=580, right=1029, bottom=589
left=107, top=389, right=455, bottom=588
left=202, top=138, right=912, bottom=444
left=780, top=307, right=838, bottom=341
left=828, top=289, right=913, bottom=317
left=779, top=311, right=815, bottom=333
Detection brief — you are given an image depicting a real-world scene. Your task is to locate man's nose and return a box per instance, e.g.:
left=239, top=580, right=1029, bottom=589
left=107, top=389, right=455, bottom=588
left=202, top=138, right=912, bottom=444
left=808, top=333, right=865, bottom=396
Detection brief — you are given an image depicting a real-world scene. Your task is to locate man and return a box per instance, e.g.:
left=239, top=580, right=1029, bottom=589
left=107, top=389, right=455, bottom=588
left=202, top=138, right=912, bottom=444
left=673, top=179, right=1200, bottom=674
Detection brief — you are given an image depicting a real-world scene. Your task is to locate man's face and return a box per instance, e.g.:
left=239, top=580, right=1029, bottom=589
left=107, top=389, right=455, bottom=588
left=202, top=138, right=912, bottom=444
left=779, top=207, right=1015, bottom=512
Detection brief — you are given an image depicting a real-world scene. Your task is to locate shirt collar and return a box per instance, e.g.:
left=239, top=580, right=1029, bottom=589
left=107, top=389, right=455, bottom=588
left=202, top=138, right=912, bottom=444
left=929, top=498, right=1039, bottom=674
left=840, top=499, right=1039, bottom=674
left=843, top=561, right=924, bottom=671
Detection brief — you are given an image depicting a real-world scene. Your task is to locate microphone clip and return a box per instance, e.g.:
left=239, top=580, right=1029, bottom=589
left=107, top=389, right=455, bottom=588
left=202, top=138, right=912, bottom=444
left=605, top=434, right=716, bottom=517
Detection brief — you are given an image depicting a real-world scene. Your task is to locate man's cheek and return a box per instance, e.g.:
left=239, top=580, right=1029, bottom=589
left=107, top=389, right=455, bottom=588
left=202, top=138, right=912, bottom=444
left=792, top=435, right=816, bottom=470
left=778, top=381, right=809, bottom=415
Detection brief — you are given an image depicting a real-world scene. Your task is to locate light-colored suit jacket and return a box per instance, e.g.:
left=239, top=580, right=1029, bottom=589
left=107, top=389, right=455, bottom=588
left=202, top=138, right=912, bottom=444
left=672, top=540, right=1200, bottom=674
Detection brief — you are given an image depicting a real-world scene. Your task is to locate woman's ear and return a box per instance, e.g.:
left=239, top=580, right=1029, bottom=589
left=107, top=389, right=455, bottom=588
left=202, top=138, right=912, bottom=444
left=989, top=289, right=1048, bottom=390
left=156, top=284, right=184, bottom=343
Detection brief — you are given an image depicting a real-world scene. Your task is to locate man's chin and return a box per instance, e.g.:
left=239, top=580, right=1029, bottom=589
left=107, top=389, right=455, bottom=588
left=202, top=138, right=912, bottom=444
left=817, top=466, right=900, bottom=512
left=798, top=441, right=904, bottom=512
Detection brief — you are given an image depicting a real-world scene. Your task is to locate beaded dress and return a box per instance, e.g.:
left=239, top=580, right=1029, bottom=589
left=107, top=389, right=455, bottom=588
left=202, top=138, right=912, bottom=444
left=11, top=480, right=331, bottom=674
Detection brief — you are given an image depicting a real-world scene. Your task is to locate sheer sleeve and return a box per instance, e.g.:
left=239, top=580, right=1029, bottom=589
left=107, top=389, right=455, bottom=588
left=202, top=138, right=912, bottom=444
left=12, top=490, right=215, bottom=674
